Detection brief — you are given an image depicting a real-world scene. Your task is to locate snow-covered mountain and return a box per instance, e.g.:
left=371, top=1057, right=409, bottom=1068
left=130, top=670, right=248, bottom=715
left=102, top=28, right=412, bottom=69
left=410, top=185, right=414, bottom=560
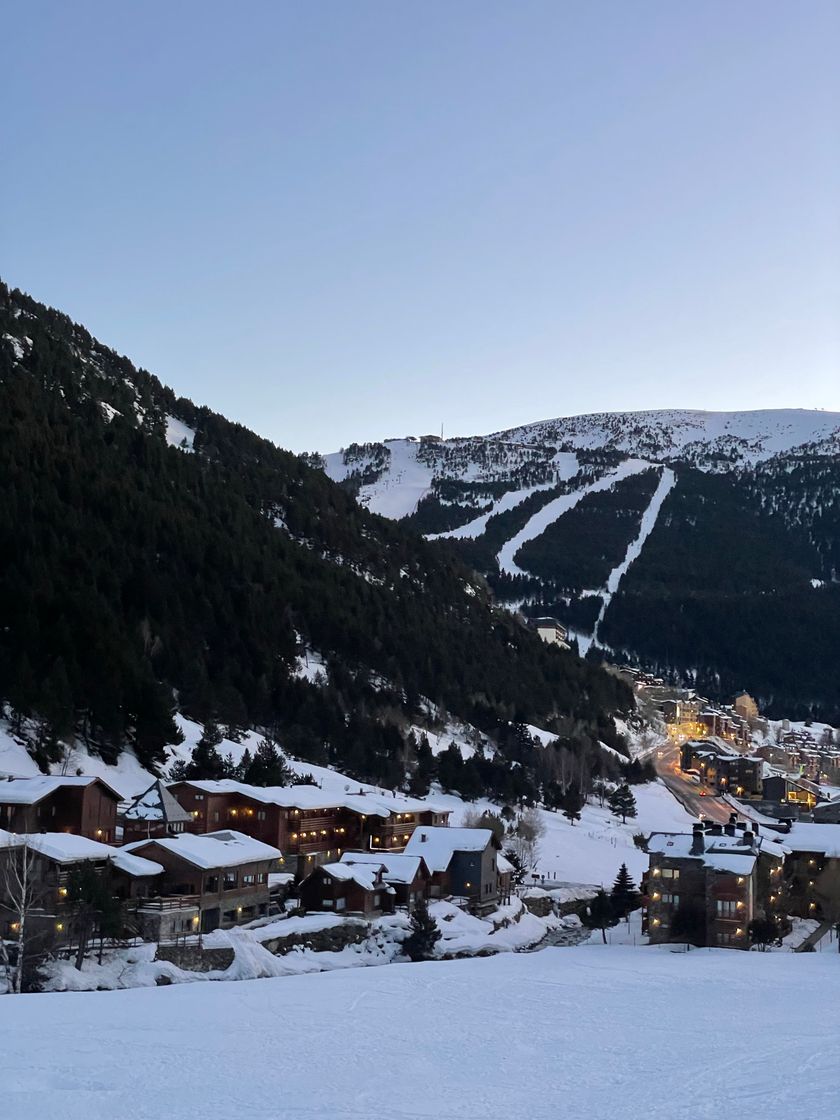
left=325, top=409, right=840, bottom=722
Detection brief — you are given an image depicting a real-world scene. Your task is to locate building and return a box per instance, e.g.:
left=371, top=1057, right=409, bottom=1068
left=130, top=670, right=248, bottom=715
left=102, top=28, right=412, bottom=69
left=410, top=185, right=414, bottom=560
left=338, top=850, right=430, bottom=910
left=643, top=820, right=786, bottom=950
left=124, top=829, right=282, bottom=937
left=733, top=692, right=760, bottom=722
left=167, top=779, right=450, bottom=875
left=298, top=860, right=394, bottom=918
left=0, top=776, right=120, bottom=842
left=121, top=780, right=194, bottom=843
left=777, top=822, right=840, bottom=921
left=404, top=827, right=500, bottom=914
left=680, top=739, right=763, bottom=797
left=528, top=617, right=569, bottom=648
left=0, top=829, right=162, bottom=963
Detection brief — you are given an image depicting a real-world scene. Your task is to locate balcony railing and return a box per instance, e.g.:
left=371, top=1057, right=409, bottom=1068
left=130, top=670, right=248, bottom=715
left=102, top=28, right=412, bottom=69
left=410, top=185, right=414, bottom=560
left=137, top=896, right=200, bottom=912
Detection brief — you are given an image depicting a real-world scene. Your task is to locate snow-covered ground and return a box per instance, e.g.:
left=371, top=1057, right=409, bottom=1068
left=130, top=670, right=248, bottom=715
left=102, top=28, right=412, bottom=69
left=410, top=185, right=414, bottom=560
left=581, top=465, right=676, bottom=655
left=164, top=415, right=195, bottom=451
left=4, top=947, right=837, bottom=1120
left=496, top=458, right=652, bottom=575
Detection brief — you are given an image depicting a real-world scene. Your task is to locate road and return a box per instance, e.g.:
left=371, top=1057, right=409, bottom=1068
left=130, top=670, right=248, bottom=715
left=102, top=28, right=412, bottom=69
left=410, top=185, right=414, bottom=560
left=653, top=739, right=735, bottom=824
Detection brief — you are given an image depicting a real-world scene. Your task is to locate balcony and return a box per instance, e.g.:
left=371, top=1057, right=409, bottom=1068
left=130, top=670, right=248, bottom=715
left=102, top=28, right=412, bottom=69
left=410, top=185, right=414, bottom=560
left=137, top=895, right=200, bottom=912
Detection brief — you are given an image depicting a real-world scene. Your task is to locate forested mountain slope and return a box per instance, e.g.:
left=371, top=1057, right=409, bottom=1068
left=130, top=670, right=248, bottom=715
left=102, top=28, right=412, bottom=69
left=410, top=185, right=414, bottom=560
left=0, top=282, right=632, bottom=797
left=325, top=411, right=840, bottom=722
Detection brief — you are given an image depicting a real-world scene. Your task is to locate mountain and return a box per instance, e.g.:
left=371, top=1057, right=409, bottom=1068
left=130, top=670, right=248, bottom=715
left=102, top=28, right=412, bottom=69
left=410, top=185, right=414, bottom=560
left=0, top=281, right=634, bottom=799
left=324, top=409, right=840, bottom=722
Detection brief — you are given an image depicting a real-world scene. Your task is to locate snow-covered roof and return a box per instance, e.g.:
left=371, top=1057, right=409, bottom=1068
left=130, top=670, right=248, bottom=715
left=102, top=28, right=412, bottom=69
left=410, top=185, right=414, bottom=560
left=339, top=850, right=425, bottom=885
left=403, top=827, right=495, bottom=873
left=783, top=823, right=840, bottom=858
left=124, top=829, right=282, bottom=870
left=0, top=775, right=120, bottom=805
left=0, top=829, right=163, bottom=875
left=648, top=827, right=786, bottom=874
left=124, top=780, right=192, bottom=824
left=170, top=779, right=448, bottom=819
left=497, top=854, right=515, bottom=875
left=109, top=850, right=164, bottom=878
left=318, top=861, right=384, bottom=891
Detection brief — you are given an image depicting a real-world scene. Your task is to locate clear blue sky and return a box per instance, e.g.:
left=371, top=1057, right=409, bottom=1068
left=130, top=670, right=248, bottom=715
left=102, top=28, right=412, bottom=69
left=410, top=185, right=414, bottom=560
left=3, top=2, right=838, bottom=452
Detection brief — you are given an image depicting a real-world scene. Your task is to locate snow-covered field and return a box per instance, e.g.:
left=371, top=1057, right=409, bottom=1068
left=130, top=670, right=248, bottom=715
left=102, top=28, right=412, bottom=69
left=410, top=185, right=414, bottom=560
left=3, top=947, right=837, bottom=1120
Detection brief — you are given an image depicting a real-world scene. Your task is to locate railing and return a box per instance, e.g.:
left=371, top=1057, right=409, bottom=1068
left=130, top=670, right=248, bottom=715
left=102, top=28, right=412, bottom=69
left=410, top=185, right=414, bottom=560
left=137, top=895, right=200, bottom=912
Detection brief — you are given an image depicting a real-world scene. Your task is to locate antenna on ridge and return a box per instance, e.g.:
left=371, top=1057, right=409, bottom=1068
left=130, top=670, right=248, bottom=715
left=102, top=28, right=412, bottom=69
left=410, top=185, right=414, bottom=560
left=441, top=421, right=444, bottom=440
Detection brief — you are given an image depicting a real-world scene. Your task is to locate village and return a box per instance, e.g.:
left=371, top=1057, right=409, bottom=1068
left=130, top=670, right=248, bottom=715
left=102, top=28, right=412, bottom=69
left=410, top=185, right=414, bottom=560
left=2, top=683, right=840, bottom=994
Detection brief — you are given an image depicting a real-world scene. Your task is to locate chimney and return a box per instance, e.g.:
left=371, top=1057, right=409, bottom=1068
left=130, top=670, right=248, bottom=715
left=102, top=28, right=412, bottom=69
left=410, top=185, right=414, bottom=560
left=710, top=824, right=723, bottom=836
left=419, top=832, right=427, bottom=843
left=690, top=822, right=705, bottom=855
left=729, top=813, right=738, bottom=825
left=724, top=823, right=736, bottom=836
left=743, top=830, right=755, bottom=847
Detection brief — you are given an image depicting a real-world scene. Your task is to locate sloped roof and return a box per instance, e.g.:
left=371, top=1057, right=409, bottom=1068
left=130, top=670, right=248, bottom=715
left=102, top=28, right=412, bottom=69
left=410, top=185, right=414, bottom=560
left=784, top=823, right=840, bottom=858
left=316, top=861, right=394, bottom=894
left=124, top=829, right=282, bottom=870
left=124, top=780, right=192, bottom=824
left=169, top=778, right=448, bottom=819
left=403, top=827, right=495, bottom=873
left=0, top=775, right=121, bottom=805
left=339, top=850, right=425, bottom=885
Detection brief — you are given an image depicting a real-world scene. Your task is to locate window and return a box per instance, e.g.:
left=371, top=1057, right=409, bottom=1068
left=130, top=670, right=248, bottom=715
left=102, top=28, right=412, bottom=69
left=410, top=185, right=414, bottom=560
left=661, top=868, right=680, bottom=881
left=322, top=899, right=334, bottom=909
left=257, top=811, right=267, bottom=821
left=256, top=872, right=267, bottom=884
left=223, top=909, right=236, bottom=922
left=243, top=874, right=255, bottom=886
left=205, top=875, right=219, bottom=893
left=223, top=872, right=238, bottom=890
left=373, top=893, right=381, bottom=907
left=661, top=893, right=676, bottom=905
left=194, top=794, right=205, bottom=802
left=336, top=898, right=346, bottom=911
left=213, top=811, right=220, bottom=822
left=716, top=900, right=738, bottom=917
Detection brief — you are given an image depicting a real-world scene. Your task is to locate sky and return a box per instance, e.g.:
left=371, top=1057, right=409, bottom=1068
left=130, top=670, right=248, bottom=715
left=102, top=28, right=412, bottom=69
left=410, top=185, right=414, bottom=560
left=2, top=2, right=839, bottom=452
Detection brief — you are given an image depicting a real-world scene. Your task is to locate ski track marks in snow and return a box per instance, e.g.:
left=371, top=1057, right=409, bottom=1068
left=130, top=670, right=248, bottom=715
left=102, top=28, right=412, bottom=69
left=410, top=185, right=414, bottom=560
left=581, top=466, right=676, bottom=655
left=496, top=458, right=652, bottom=576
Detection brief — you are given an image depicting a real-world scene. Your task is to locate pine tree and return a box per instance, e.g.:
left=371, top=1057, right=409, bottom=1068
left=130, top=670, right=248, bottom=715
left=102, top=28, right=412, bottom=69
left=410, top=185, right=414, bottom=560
left=402, top=897, right=441, bottom=962
left=560, top=783, right=585, bottom=825
left=581, top=888, right=619, bottom=944
left=610, top=862, right=640, bottom=921
left=243, top=739, right=292, bottom=787
left=608, top=783, right=637, bottom=824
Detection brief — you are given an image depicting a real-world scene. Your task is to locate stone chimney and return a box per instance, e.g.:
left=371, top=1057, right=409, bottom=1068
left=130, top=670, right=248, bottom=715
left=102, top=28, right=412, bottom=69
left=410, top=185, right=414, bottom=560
left=710, top=824, right=723, bottom=836
left=690, top=822, right=705, bottom=856
left=729, top=813, right=738, bottom=826
left=724, top=823, right=736, bottom=836
left=743, top=829, right=755, bottom=847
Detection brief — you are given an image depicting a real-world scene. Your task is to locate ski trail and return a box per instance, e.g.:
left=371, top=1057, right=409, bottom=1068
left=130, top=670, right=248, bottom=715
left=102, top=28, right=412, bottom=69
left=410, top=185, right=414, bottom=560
left=427, top=453, right=579, bottom=542
left=496, top=459, right=652, bottom=575
left=580, top=466, right=676, bottom=655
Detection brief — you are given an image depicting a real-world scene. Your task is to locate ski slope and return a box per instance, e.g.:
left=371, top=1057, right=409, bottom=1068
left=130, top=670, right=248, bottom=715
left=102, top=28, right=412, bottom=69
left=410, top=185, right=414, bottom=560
left=497, top=459, right=652, bottom=576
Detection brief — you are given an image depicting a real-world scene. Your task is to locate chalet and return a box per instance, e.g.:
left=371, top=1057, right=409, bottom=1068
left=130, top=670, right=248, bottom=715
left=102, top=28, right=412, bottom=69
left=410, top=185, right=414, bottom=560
left=167, top=779, right=451, bottom=875
left=0, top=829, right=162, bottom=959
left=0, top=775, right=120, bottom=842
left=338, top=850, right=430, bottom=909
left=733, top=692, right=759, bottom=722
left=643, top=820, right=787, bottom=950
left=497, top=853, right=514, bottom=905
left=404, top=827, right=500, bottom=914
left=298, top=860, right=394, bottom=918
left=122, top=780, right=193, bottom=843
left=124, top=829, right=282, bottom=938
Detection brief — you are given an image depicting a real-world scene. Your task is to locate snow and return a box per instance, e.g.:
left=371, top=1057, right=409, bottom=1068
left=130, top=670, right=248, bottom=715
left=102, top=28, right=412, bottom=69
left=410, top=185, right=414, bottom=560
left=340, top=850, right=424, bottom=885
left=5, top=948, right=838, bottom=1120
left=403, top=827, right=493, bottom=872
left=324, top=440, right=436, bottom=518
left=0, top=774, right=119, bottom=804
left=293, top=647, right=329, bottom=684
left=318, top=861, right=383, bottom=891
left=98, top=401, right=121, bottom=422
left=495, top=407, right=840, bottom=464
left=164, top=415, right=195, bottom=452
left=497, top=458, right=652, bottom=575
left=124, top=830, right=282, bottom=870
left=583, top=465, right=676, bottom=654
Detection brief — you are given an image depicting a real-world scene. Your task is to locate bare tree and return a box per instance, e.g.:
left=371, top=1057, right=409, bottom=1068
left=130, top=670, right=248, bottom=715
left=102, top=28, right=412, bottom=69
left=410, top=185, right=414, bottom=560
left=507, top=808, right=546, bottom=872
left=1, top=838, right=51, bottom=994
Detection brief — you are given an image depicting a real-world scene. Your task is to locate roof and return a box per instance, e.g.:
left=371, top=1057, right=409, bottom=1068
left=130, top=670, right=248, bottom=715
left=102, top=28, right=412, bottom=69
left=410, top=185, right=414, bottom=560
left=23, top=833, right=117, bottom=864
left=339, top=850, right=425, bottom=885
left=783, top=823, right=840, bottom=858
left=318, top=862, right=383, bottom=891
left=124, top=829, right=282, bottom=870
left=169, top=779, right=448, bottom=819
left=109, top=849, right=164, bottom=878
left=0, top=775, right=121, bottom=805
left=497, top=853, right=515, bottom=875
left=124, top=780, right=192, bottom=825
left=403, top=827, right=495, bottom=873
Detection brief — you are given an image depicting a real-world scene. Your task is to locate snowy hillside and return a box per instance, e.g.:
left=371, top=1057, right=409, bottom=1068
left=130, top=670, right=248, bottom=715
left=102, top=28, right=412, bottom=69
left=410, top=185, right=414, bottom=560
left=494, top=407, right=840, bottom=465
left=5, top=949, right=838, bottom=1120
